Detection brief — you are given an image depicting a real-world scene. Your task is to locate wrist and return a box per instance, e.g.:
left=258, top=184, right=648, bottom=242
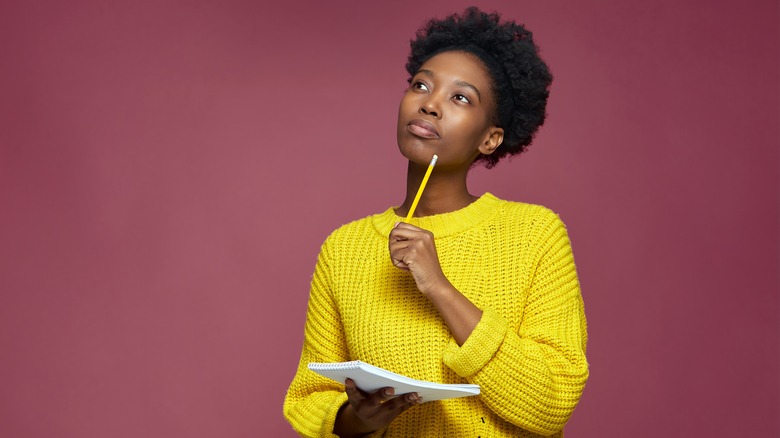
left=334, top=403, right=372, bottom=438
left=422, top=277, right=455, bottom=300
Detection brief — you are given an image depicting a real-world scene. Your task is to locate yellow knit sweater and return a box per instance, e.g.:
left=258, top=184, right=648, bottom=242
left=284, top=193, right=588, bottom=437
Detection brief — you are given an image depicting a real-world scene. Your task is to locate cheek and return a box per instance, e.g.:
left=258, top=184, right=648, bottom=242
left=398, top=92, right=417, bottom=115
left=396, top=95, right=415, bottom=142
left=397, top=96, right=410, bottom=126
left=450, top=114, right=486, bottom=142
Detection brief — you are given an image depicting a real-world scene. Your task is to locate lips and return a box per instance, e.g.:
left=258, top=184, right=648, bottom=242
left=407, top=119, right=440, bottom=139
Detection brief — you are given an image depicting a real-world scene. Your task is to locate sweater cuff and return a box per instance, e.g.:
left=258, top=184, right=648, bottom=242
left=321, top=392, right=349, bottom=437
left=442, top=308, right=509, bottom=378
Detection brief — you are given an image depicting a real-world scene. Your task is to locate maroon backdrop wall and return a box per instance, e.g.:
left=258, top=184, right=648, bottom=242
left=1, top=0, right=778, bottom=436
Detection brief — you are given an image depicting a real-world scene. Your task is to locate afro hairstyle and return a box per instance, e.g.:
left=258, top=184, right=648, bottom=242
left=406, top=7, right=552, bottom=168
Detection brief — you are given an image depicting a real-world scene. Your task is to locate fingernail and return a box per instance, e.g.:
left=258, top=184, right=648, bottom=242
left=384, top=388, right=394, bottom=396
left=393, top=222, right=399, bottom=228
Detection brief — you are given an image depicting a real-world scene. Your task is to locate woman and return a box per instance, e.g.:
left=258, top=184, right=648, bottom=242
left=284, top=7, right=588, bottom=437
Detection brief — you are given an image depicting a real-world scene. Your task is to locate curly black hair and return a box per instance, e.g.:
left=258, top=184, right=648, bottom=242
left=406, top=7, right=552, bottom=168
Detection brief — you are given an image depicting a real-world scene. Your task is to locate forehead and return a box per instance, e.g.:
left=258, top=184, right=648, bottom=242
left=417, top=51, right=493, bottom=89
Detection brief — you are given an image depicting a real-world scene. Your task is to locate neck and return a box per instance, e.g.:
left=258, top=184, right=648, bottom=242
left=396, top=161, right=477, bottom=218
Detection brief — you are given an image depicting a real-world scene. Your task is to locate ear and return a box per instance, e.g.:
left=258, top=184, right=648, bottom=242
left=478, top=126, right=504, bottom=156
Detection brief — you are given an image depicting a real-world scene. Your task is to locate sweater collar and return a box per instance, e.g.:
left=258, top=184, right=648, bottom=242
left=371, top=192, right=503, bottom=238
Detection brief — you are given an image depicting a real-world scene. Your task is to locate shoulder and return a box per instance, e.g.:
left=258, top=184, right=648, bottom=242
left=317, top=209, right=392, bottom=256
left=490, top=198, right=576, bottom=263
left=323, top=214, right=380, bottom=244
left=485, top=197, right=573, bottom=255
left=492, top=196, right=568, bottom=230
left=312, top=211, right=392, bottom=275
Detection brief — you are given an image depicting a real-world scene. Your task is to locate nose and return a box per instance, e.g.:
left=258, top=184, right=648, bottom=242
left=419, top=95, right=441, bottom=118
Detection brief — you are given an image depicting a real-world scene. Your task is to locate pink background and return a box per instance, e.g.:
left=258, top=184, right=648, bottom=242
left=1, top=0, right=777, bottom=436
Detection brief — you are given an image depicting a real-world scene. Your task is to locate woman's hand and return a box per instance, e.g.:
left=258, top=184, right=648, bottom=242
left=333, top=379, right=421, bottom=437
left=388, top=222, right=449, bottom=295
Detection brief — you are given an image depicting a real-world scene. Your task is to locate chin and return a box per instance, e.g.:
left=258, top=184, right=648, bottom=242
left=397, top=138, right=433, bottom=165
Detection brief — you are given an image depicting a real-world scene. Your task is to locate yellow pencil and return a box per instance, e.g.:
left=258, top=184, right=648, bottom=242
left=405, top=154, right=438, bottom=222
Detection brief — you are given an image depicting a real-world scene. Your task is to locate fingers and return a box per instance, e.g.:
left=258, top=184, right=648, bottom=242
left=392, top=222, right=421, bottom=232
left=388, top=233, right=411, bottom=269
left=389, top=223, right=435, bottom=269
left=389, top=223, right=447, bottom=296
left=344, top=379, right=365, bottom=404
left=389, top=245, right=411, bottom=270
left=390, top=222, right=432, bottom=241
left=389, top=239, right=432, bottom=269
left=366, top=387, right=401, bottom=407
left=382, top=391, right=422, bottom=411
left=378, top=387, right=396, bottom=402
left=344, top=379, right=365, bottom=399
left=344, top=381, right=422, bottom=432
left=367, top=387, right=421, bottom=416
left=346, top=381, right=417, bottom=407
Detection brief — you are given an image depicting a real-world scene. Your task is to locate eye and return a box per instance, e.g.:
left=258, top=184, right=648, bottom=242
left=412, top=81, right=429, bottom=92
left=453, top=94, right=471, bottom=104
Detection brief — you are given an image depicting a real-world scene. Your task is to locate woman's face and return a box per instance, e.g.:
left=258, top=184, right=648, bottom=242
left=397, top=51, right=503, bottom=170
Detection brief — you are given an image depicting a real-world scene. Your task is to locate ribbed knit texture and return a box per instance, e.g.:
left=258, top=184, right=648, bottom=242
left=284, top=193, right=588, bottom=437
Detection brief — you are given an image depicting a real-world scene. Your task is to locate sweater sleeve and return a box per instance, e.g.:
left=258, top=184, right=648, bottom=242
left=442, top=211, right=589, bottom=435
left=283, top=239, right=352, bottom=437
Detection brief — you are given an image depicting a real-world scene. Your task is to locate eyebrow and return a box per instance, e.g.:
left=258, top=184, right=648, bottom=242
left=417, top=69, right=482, bottom=103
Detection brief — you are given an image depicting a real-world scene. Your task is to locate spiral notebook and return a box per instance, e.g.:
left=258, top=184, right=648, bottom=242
left=308, top=360, right=480, bottom=402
